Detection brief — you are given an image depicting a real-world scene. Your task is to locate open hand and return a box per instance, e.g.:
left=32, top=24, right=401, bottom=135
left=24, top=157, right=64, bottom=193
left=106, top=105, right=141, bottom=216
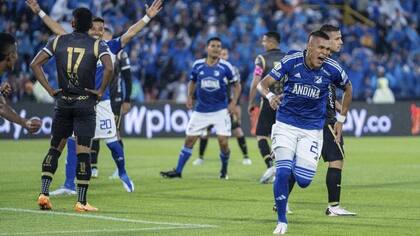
left=146, top=0, right=163, bottom=18
left=25, top=0, right=41, bottom=14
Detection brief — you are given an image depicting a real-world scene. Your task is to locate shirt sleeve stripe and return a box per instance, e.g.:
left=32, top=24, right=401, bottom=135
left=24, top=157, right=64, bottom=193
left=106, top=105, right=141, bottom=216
left=52, top=35, right=61, bottom=53
left=98, top=51, right=110, bottom=59
left=42, top=48, right=53, bottom=57
left=94, top=39, right=100, bottom=58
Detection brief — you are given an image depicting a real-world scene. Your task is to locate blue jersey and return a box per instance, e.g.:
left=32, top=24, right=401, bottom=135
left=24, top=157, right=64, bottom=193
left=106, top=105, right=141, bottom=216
left=190, top=58, right=237, bottom=113
left=95, top=37, right=122, bottom=101
left=269, top=50, right=350, bottom=130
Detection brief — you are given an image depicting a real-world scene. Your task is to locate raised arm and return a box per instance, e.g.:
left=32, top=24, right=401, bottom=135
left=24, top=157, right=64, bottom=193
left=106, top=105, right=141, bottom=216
left=26, top=0, right=67, bottom=35
left=120, top=0, right=163, bottom=47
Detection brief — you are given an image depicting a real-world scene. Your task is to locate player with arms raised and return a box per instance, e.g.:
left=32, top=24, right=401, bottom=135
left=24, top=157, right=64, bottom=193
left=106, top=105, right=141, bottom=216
left=26, top=0, right=162, bottom=194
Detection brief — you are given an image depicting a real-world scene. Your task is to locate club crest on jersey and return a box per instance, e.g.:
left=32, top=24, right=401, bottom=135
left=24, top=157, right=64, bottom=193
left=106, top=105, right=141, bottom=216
left=214, top=70, right=220, bottom=77
left=201, top=77, right=220, bottom=92
left=294, top=73, right=301, bottom=79
left=314, top=76, right=323, bottom=84
left=292, top=83, right=320, bottom=98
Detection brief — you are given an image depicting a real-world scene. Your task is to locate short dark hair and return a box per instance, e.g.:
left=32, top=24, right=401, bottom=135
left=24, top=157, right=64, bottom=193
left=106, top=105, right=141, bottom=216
left=309, top=30, right=330, bottom=40
left=206, top=37, right=222, bottom=45
left=0, top=33, right=16, bottom=61
left=320, top=24, right=340, bottom=33
left=264, top=31, right=281, bottom=43
left=72, top=7, right=93, bottom=32
left=93, top=17, right=105, bottom=24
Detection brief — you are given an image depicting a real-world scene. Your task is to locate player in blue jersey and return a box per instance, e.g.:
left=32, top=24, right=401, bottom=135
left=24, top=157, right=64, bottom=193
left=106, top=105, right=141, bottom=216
left=257, top=31, right=353, bottom=234
left=160, top=37, right=241, bottom=179
left=285, top=25, right=356, bottom=217
left=0, top=33, right=41, bottom=133
left=26, top=0, right=162, bottom=194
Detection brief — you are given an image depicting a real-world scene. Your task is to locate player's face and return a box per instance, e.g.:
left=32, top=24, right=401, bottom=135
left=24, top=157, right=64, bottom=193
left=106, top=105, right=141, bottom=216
left=220, top=48, right=229, bottom=60
left=206, top=40, right=222, bottom=59
left=308, top=37, right=330, bottom=68
left=261, top=35, right=271, bottom=50
left=327, top=31, right=343, bottom=54
left=89, top=21, right=104, bottom=39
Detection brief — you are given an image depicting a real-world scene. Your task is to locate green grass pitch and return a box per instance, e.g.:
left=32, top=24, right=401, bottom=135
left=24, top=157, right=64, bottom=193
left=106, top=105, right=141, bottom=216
left=1, top=137, right=419, bottom=235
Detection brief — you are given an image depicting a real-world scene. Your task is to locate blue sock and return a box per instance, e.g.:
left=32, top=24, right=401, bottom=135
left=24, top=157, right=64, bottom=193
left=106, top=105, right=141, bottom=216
left=64, top=138, right=77, bottom=190
left=219, top=150, right=230, bottom=175
left=175, top=146, right=193, bottom=174
left=106, top=141, right=127, bottom=176
left=274, top=159, right=293, bottom=224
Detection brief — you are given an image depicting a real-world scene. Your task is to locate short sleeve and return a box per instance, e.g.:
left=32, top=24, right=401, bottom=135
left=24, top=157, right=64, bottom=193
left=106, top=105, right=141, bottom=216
left=42, top=37, right=56, bottom=57
left=189, top=65, right=198, bottom=82
left=97, top=40, right=111, bottom=59
left=332, top=67, right=350, bottom=90
left=118, top=50, right=131, bottom=71
left=254, top=55, right=265, bottom=69
left=233, top=67, right=240, bottom=82
left=107, top=37, right=122, bottom=54
left=222, top=60, right=237, bottom=83
left=268, top=56, right=292, bottom=81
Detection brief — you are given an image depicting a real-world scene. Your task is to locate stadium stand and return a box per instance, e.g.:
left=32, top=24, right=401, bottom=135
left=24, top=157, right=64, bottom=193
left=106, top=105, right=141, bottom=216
left=0, top=0, right=419, bottom=103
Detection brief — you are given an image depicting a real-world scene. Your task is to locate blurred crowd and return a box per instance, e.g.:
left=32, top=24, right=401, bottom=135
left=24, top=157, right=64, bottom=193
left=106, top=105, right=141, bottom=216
left=0, top=0, right=419, bottom=103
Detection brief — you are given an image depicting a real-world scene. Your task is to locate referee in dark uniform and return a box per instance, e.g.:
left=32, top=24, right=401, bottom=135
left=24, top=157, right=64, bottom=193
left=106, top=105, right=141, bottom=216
left=30, top=7, right=113, bottom=211
left=248, top=31, right=285, bottom=183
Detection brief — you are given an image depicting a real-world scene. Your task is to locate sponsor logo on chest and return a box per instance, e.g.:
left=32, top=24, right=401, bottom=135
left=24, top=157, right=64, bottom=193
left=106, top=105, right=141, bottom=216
left=291, top=83, right=320, bottom=98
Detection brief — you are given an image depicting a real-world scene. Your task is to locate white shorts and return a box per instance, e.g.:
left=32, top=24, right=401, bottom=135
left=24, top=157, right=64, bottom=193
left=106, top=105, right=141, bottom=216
left=271, top=121, right=323, bottom=171
left=94, top=100, right=117, bottom=139
left=186, top=109, right=231, bottom=136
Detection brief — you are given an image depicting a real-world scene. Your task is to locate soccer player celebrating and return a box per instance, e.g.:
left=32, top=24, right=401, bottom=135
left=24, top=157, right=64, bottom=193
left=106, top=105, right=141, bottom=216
left=160, top=37, right=241, bottom=179
left=30, top=8, right=113, bottom=211
left=0, top=33, right=41, bottom=133
left=257, top=31, right=352, bottom=234
left=26, top=0, right=162, bottom=194
left=193, top=47, right=252, bottom=166
left=248, top=32, right=285, bottom=183
left=286, top=25, right=356, bottom=217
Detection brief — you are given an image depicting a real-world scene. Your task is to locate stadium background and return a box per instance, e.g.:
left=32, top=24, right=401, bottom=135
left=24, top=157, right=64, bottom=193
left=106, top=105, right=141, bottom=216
left=0, top=0, right=419, bottom=139
left=1, top=1, right=420, bottom=236
left=0, top=0, right=419, bottom=104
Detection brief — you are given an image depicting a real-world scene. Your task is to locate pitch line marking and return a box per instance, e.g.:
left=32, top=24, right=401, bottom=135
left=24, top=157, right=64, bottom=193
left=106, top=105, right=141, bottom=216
left=0, top=207, right=217, bottom=229
left=0, top=226, right=202, bottom=235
